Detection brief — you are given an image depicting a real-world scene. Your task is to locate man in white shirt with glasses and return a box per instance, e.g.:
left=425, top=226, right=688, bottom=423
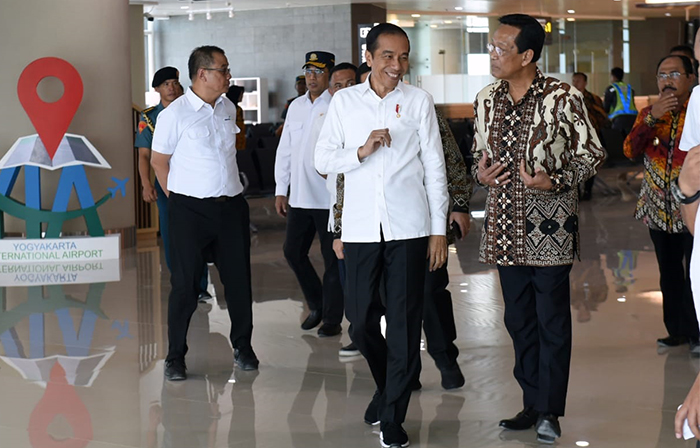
left=315, top=23, right=448, bottom=448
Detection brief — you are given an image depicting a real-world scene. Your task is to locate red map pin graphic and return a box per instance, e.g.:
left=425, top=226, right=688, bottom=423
left=27, top=363, right=93, bottom=448
left=17, top=57, right=83, bottom=160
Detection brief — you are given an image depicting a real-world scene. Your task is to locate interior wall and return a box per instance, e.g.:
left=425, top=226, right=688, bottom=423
left=130, top=5, right=147, bottom=110
left=629, top=18, right=685, bottom=95
left=154, top=5, right=354, bottom=123
left=0, top=0, right=135, bottom=236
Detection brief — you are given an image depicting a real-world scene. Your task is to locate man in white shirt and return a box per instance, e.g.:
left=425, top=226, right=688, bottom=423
left=315, top=23, right=448, bottom=448
left=274, top=51, right=344, bottom=337
left=151, top=46, right=257, bottom=381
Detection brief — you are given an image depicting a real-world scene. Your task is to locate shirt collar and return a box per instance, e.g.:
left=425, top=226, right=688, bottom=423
left=360, top=73, right=405, bottom=100
left=497, top=68, right=546, bottom=104
left=185, top=87, right=224, bottom=112
left=155, top=102, right=166, bottom=113
left=303, top=89, right=332, bottom=105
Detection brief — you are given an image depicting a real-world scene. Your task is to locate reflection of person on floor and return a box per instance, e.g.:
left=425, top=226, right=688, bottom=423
left=673, top=48, right=700, bottom=438
left=315, top=23, right=449, bottom=448
left=473, top=14, right=604, bottom=444
left=623, top=54, right=699, bottom=352
left=569, top=256, right=608, bottom=323
left=606, top=249, right=639, bottom=293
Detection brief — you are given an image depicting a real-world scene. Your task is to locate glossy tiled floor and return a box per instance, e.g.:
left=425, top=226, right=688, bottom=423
left=1, top=167, right=699, bottom=448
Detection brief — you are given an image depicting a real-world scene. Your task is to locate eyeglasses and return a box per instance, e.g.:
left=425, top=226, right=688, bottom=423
left=657, top=71, right=688, bottom=81
left=203, top=67, right=231, bottom=75
left=486, top=42, right=512, bottom=58
left=303, top=67, right=325, bottom=76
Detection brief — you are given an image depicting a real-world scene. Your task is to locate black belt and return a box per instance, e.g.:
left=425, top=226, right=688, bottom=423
left=208, top=195, right=236, bottom=203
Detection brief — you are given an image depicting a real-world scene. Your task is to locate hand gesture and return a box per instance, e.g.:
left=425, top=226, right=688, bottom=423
left=651, top=91, right=679, bottom=118
left=477, top=151, right=511, bottom=187
left=142, top=184, right=157, bottom=203
left=275, top=196, right=289, bottom=218
left=519, top=160, right=553, bottom=191
left=358, top=129, right=391, bottom=160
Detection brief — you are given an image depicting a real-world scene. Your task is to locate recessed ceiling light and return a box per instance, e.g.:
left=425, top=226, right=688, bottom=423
left=665, top=12, right=672, bottom=16
left=566, top=17, right=576, bottom=21
left=444, top=20, right=453, bottom=24
left=568, top=9, right=576, bottom=13
left=181, top=5, right=189, bottom=9
left=431, top=24, right=438, bottom=28
left=455, top=6, right=464, bottom=10
left=411, top=13, right=421, bottom=17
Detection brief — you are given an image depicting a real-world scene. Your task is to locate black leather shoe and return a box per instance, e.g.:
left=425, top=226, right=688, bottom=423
left=364, top=390, right=381, bottom=425
left=380, top=422, right=409, bottom=448
left=198, top=290, right=212, bottom=302
left=536, top=414, right=561, bottom=444
left=657, top=335, right=688, bottom=347
left=317, top=323, right=341, bottom=337
left=234, top=348, right=259, bottom=371
left=439, top=363, right=465, bottom=390
left=499, top=408, right=538, bottom=430
left=164, top=359, right=187, bottom=381
left=301, top=310, right=322, bottom=330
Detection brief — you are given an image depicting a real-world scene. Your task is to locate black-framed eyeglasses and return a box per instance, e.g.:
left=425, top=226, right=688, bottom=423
left=657, top=71, right=688, bottom=81
left=303, top=67, right=325, bottom=76
left=203, top=67, right=231, bottom=75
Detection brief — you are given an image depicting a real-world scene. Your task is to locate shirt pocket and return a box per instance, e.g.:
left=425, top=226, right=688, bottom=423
left=286, top=121, right=304, bottom=145
left=222, top=121, right=239, bottom=146
left=187, top=126, right=212, bottom=141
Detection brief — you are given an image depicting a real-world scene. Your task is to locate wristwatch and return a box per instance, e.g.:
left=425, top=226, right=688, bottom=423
left=671, top=179, right=700, bottom=204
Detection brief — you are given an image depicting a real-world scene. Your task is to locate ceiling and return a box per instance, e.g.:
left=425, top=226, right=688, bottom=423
left=132, top=0, right=700, bottom=21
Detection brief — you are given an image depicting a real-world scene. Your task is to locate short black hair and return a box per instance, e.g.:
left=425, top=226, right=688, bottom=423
left=366, top=23, right=410, bottom=56
left=356, top=62, right=371, bottom=83
left=656, top=54, right=694, bottom=77
left=611, top=67, right=624, bottom=81
left=226, top=85, right=245, bottom=105
left=188, top=45, right=225, bottom=81
left=670, top=44, right=694, bottom=59
left=330, top=62, right=358, bottom=79
left=498, top=14, right=545, bottom=63
left=573, top=72, right=588, bottom=82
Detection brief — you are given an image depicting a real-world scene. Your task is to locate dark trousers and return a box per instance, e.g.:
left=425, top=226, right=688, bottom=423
left=649, top=229, right=698, bottom=340
left=166, top=193, right=253, bottom=362
left=344, top=237, right=428, bottom=424
left=156, top=181, right=208, bottom=293
left=497, top=264, right=573, bottom=416
left=283, top=207, right=344, bottom=325
left=423, top=260, right=459, bottom=369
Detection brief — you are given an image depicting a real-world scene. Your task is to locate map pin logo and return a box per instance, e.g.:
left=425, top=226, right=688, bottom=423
left=17, top=57, right=83, bottom=160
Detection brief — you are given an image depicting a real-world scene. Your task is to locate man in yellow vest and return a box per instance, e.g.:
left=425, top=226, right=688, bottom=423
left=604, top=67, right=638, bottom=136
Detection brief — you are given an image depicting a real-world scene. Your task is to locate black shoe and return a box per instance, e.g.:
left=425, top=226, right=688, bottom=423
left=339, top=342, right=360, bottom=357
left=536, top=414, right=561, bottom=444
left=317, top=323, right=342, bottom=337
left=234, top=348, right=259, bottom=371
left=164, top=359, right=187, bottom=381
left=657, top=335, right=688, bottom=347
left=198, top=290, right=212, bottom=303
left=380, top=422, right=410, bottom=448
left=301, top=310, right=322, bottom=330
left=364, top=390, right=381, bottom=425
left=439, top=363, right=465, bottom=390
left=499, top=408, right=538, bottom=430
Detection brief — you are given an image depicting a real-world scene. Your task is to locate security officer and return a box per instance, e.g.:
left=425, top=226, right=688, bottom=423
left=275, top=51, right=344, bottom=337
left=604, top=67, right=638, bottom=136
left=135, top=67, right=211, bottom=301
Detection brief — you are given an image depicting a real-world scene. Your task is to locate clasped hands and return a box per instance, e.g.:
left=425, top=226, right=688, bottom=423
left=477, top=150, right=553, bottom=191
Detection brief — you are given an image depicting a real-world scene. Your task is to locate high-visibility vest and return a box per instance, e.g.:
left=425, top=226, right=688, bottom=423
left=608, top=82, right=638, bottom=119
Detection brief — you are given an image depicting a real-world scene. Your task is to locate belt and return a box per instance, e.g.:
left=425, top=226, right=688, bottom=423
left=209, top=195, right=235, bottom=203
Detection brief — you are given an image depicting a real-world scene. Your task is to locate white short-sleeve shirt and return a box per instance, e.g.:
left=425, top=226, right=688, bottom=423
left=152, top=88, right=243, bottom=199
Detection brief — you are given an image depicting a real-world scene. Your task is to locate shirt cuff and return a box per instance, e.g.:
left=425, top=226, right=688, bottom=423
left=431, top=217, right=448, bottom=236
left=452, top=204, right=470, bottom=214
left=274, top=185, right=289, bottom=196
left=549, top=172, right=568, bottom=194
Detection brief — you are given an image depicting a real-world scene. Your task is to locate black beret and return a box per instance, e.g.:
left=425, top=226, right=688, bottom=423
left=152, top=66, right=179, bottom=88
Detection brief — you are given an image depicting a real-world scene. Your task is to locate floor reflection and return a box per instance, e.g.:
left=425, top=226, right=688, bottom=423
left=1, top=167, right=700, bottom=447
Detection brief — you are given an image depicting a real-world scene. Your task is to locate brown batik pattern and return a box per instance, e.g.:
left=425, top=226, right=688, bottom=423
left=472, top=70, right=606, bottom=266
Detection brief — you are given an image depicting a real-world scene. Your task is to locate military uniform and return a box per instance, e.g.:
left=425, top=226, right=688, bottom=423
left=135, top=102, right=209, bottom=294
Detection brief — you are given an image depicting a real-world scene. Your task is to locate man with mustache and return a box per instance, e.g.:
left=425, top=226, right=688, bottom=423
left=623, top=54, right=699, bottom=354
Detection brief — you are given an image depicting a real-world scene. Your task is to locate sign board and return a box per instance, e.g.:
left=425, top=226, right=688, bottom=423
left=358, top=24, right=374, bottom=64
left=535, top=17, right=553, bottom=45
left=0, top=234, right=120, bottom=263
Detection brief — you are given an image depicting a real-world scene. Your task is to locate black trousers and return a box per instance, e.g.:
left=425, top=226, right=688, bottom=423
left=283, top=206, right=344, bottom=325
left=497, top=264, right=573, bottom=417
left=344, top=237, right=428, bottom=424
left=649, top=229, right=698, bottom=340
left=423, top=260, right=459, bottom=369
left=166, top=193, right=253, bottom=363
